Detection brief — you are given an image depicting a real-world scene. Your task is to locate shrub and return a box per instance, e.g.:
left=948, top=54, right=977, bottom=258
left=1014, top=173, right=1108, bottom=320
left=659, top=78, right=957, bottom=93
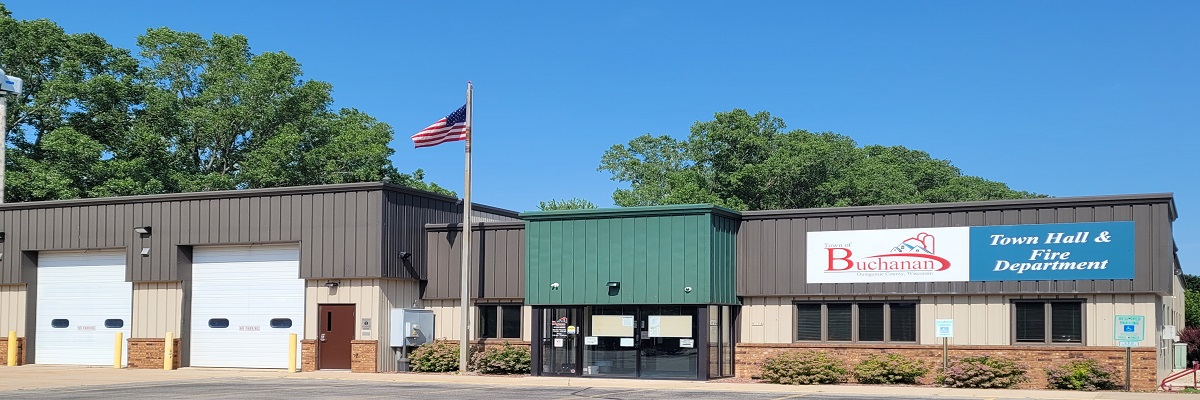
left=1182, top=327, right=1200, bottom=365
left=937, top=356, right=1028, bottom=389
left=852, top=353, right=930, bottom=385
left=1045, top=359, right=1119, bottom=391
left=760, top=350, right=847, bottom=385
left=409, top=340, right=467, bottom=372
left=471, top=343, right=532, bottom=374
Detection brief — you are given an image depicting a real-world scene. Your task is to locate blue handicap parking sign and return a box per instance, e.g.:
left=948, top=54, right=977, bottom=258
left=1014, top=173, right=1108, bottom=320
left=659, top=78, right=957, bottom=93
left=1123, top=325, right=1135, bottom=332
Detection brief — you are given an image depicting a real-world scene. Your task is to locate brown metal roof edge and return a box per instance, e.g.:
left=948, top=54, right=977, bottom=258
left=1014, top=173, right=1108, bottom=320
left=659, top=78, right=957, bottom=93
left=0, top=181, right=519, bottom=216
left=740, top=193, right=1178, bottom=221
left=378, top=182, right=519, bottom=217
left=425, top=221, right=526, bottom=231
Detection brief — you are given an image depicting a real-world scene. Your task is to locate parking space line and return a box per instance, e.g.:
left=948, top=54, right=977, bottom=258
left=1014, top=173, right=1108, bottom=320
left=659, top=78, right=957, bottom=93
left=553, top=388, right=655, bottom=399
left=769, top=394, right=809, bottom=400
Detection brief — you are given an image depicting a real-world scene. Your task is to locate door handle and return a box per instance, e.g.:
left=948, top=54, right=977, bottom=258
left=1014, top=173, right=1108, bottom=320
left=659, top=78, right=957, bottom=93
left=319, top=333, right=326, bottom=342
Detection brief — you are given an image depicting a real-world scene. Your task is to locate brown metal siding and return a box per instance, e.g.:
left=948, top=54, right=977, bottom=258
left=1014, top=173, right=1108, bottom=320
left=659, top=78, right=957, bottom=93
left=0, top=182, right=514, bottom=284
left=424, top=222, right=525, bottom=300
left=738, top=200, right=1176, bottom=297
left=381, top=191, right=456, bottom=280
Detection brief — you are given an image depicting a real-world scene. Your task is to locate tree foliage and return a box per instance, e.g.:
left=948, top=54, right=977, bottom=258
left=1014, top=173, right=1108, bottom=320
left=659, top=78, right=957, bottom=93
left=599, top=109, right=1044, bottom=210
left=1187, top=290, right=1200, bottom=328
left=538, top=197, right=598, bottom=211
left=0, top=6, right=449, bottom=202
left=1181, top=274, right=1200, bottom=293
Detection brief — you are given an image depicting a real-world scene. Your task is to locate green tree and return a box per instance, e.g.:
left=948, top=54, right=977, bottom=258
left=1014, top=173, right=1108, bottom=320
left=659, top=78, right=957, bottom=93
left=599, top=109, right=1043, bottom=210
left=1181, top=274, right=1200, bottom=292
left=538, top=197, right=598, bottom=211
left=1187, top=290, right=1200, bottom=328
left=0, top=7, right=450, bottom=201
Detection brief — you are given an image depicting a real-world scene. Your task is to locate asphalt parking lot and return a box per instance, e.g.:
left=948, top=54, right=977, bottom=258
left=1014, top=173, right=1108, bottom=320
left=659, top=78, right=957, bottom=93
left=0, top=378, right=985, bottom=400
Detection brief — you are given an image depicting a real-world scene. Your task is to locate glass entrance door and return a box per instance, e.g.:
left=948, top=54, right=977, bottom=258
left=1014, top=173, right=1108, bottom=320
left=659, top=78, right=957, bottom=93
left=582, top=305, right=700, bottom=379
left=540, top=307, right=581, bottom=376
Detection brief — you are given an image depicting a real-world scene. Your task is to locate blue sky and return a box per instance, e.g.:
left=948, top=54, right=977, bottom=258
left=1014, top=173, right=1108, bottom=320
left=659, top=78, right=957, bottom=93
left=5, top=1, right=1197, bottom=272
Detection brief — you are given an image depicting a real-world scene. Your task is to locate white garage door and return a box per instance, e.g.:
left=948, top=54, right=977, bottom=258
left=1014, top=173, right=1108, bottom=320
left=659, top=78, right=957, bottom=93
left=35, top=251, right=132, bottom=365
left=190, top=245, right=304, bottom=368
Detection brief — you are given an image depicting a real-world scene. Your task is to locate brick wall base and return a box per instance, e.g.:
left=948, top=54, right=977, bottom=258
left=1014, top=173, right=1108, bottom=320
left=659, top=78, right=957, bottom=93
left=127, top=338, right=182, bottom=369
left=471, top=339, right=532, bottom=351
left=736, top=343, right=1158, bottom=391
left=351, top=340, right=378, bottom=373
left=301, top=340, right=317, bottom=372
left=0, top=337, right=25, bottom=366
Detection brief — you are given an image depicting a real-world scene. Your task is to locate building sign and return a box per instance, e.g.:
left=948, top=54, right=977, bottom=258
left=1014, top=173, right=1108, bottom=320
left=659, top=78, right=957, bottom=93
left=807, top=221, right=1134, bottom=283
left=935, top=319, right=954, bottom=338
left=1113, top=315, right=1144, bottom=342
left=968, top=222, right=1135, bottom=281
left=807, top=227, right=971, bottom=283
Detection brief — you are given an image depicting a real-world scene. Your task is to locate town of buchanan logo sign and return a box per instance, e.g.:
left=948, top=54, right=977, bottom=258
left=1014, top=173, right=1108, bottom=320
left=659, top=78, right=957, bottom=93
left=806, top=227, right=971, bottom=283
left=825, top=232, right=952, bottom=273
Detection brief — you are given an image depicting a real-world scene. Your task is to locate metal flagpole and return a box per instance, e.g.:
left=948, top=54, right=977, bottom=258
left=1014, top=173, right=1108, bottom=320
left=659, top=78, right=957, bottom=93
left=0, top=95, right=6, bottom=204
left=458, top=81, right=473, bottom=373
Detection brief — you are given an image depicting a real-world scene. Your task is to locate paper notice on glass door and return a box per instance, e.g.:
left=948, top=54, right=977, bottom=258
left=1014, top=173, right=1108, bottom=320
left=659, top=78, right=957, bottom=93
left=620, top=337, right=635, bottom=347
left=621, top=316, right=634, bottom=327
left=647, top=316, right=661, bottom=337
left=553, top=338, right=564, bottom=348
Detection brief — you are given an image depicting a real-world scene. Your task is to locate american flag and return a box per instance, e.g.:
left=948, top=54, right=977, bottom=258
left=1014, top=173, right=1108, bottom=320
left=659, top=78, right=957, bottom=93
left=411, top=105, right=468, bottom=148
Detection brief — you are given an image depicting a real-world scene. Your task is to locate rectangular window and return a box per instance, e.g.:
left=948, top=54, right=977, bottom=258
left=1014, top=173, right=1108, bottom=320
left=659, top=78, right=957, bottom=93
left=1014, top=301, right=1083, bottom=344
left=795, top=304, right=822, bottom=341
left=858, top=304, right=885, bottom=342
left=501, top=305, right=522, bottom=339
left=794, top=302, right=918, bottom=343
left=1014, top=302, right=1045, bottom=343
left=826, top=304, right=853, bottom=341
left=889, top=303, right=917, bottom=342
left=1050, top=302, right=1082, bottom=343
left=479, top=304, right=523, bottom=339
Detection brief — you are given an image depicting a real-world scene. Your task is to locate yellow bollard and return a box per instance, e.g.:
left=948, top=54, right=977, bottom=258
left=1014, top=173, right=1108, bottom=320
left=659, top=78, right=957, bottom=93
left=7, top=331, right=16, bottom=366
left=113, top=332, right=123, bottom=368
left=288, top=333, right=297, bottom=373
left=163, top=332, right=174, bottom=370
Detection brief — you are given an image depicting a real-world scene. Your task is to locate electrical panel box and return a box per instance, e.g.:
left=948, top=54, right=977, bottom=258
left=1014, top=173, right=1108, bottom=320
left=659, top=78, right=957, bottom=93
left=389, top=308, right=434, bottom=347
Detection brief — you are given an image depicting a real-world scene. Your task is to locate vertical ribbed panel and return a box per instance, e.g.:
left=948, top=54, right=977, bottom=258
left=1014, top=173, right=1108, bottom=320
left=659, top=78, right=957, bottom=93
left=0, top=185, right=502, bottom=283
left=423, top=224, right=526, bottom=300
left=132, top=281, right=183, bottom=338
left=525, top=209, right=737, bottom=306
left=737, top=201, right=1176, bottom=296
left=0, top=284, right=25, bottom=335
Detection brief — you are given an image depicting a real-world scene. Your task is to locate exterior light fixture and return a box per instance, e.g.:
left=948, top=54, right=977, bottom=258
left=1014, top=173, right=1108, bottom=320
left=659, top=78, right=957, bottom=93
left=324, top=280, right=340, bottom=288
left=399, top=251, right=412, bottom=260
left=140, top=247, right=151, bottom=257
left=134, top=226, right=152, bottom=235
left=0, top=232, right=5, bottom=242
left=607, top=282, right=620, bottom=288
left=0, top=252, right=4, bottom=261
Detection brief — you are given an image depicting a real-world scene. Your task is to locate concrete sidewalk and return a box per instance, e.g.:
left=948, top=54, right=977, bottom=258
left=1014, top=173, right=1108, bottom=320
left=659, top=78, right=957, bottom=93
left=0, top=365, right=1193, bottom=399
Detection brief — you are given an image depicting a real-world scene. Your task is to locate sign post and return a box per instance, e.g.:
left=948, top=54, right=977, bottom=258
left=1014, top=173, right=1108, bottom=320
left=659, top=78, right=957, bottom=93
left=1114, top=315, right=1144, bottom=391
left=935, top=319, right=954, bottom=371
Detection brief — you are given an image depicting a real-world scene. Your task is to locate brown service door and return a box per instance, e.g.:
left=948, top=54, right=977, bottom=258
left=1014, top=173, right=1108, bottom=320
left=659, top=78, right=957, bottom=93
left=318, top=304, right=356, bottom=370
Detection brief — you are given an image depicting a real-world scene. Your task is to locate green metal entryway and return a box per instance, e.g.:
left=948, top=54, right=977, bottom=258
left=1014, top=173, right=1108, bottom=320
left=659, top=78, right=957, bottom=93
left=521, top=205, right=741, bottom=380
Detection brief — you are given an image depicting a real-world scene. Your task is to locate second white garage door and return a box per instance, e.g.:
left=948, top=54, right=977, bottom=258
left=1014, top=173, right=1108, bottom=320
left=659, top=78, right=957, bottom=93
left=190, top=245, right=304, bottom=368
